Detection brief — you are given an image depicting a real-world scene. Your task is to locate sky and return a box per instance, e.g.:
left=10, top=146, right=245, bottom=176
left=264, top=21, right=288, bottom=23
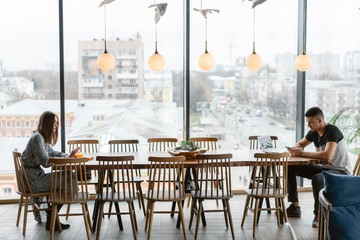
left=0, top=0, right=359, bottom=72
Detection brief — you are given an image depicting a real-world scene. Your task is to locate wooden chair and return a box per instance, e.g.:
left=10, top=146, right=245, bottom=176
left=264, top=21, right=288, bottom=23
left=48, top=157, right=92, bottom=240
left=145, top=156, right=187, bottom=240
left=188, top=137, right=218, bottom=150
left=241, top=152, right=289, bottom=238
left=108, top=140, right=146, bottom=216
left=318, top=189, right=331, bottom=240
left=248, top=135, right=279, bottom=216
left=66, top=139, right=99, bottom=219
left=353, top=153, right=360, bottom=176
left=249, top=135, right=278, bottom=150
left=13, top=150, right=51, bottom=236
left=95, top=155, right=138, bottom=240
left=189, top=153, right=235, bottom=240
left=147, top=138, right=178, bottom=151
left=187, top=137, right=219, bottom=207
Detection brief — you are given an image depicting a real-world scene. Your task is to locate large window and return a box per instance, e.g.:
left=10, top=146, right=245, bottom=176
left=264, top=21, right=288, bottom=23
left=306, top=0, right=360, bottom=157
left=0, top=0, right=60, bottom=199
left=64, top=0, right=183, bottom=152
left=189, top=0, right=297, bottom=189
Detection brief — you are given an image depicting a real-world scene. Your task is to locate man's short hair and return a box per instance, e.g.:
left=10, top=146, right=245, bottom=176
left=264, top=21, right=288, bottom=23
left=305, top=107, right=324, bottom=119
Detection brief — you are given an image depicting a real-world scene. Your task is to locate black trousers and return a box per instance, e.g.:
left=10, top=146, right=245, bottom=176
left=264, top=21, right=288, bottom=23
left=287, top=164, right=347, bottom=215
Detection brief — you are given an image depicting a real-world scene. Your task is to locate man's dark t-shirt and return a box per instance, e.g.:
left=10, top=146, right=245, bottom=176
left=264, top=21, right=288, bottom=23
left=305, top=124, right=351, bottom=174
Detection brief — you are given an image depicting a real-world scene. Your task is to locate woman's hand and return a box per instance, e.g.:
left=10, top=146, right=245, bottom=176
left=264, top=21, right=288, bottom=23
left=68, top=147, right=82, bottom=158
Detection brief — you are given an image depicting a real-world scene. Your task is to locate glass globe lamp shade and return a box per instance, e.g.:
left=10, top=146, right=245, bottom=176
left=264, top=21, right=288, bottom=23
left=198, top=52, right=215, bottom=71
left=148, top=53, right=165, bottom=71
left=97, top=52, right=115, bottom=71
left=295, top=53, right=312, bottom=71
left=246, top=53, right=262, bottom=71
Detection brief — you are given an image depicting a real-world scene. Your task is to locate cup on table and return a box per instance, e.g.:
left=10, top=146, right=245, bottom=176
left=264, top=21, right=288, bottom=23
left=75, top=152, right=83, bottom=158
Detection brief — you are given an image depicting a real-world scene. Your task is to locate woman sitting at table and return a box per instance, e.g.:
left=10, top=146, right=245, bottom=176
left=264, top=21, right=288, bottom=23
left=21, top=111, right=81, bottom=231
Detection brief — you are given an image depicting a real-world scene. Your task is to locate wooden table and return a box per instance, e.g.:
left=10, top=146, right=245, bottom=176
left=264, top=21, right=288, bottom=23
left=85, top=149, right=329, bottom=231
left=84, top=149, right=330, bottom=169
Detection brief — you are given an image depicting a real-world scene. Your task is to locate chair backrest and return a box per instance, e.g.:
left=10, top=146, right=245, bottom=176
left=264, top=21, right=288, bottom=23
left=13, top=150, right=32, bottom=194
left=96, top=155, right=137, bottom=201
left=49, top=157, right=90, bottom=203
left=188, top=137, right=218, bottom=150
left=194, top=153, right=233, bottom=199
left=147, top=138, right=178, bottom=151
left=249, top=136, right=278, bottom=150
left=147, top=156, right=186, bottom=201
left=68, top=139, right=99, bottom=153
left=109, top=139, right=139, bottom=152
left=353, top=153, right=360, bottom=176
left=251, top=152, right=289, bottom=196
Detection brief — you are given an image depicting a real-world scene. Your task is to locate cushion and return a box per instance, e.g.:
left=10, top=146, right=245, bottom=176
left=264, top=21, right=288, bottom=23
left=323, top=171, right=360, bottom=240
left=328, top=204, right=360, bottom=240
left=323, top=171, right=360, bottom=207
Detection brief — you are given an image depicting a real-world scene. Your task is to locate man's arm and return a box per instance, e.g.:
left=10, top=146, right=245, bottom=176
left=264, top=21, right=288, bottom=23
left=292, top=142, right=337, bottom=161
left=293, top=137, right=312, bottom=149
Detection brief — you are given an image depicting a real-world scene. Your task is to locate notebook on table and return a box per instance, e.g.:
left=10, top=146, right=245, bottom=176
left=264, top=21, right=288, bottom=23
left=258, top=136, right=287, bottom=153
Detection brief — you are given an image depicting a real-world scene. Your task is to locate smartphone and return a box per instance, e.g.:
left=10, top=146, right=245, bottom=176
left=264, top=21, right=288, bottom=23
left=285, top=146, right=291, bottom=149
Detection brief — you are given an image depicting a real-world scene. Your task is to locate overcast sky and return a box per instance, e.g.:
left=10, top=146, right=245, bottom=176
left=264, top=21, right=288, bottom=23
left=0, top=0, right=359, bottom=71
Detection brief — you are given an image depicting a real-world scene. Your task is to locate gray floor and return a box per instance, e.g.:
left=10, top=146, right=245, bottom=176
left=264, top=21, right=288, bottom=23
left=0, top=191, right=318, bottom=240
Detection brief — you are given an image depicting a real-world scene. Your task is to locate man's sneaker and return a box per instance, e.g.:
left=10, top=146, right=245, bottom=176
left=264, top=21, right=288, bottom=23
left=286, top=204, right=301, bottom=217
left=312, top=215, right=319, bottom=228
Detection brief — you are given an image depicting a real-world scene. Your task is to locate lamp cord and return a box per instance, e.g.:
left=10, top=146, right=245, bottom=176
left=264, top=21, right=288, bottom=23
left=104, top=5, right=107, bottom=53
left=154, top=0, right=158, bottom=53
left=252, top=8, right=256, bottom=53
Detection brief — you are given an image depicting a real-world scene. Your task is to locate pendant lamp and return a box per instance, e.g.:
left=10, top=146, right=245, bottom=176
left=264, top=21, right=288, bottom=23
left=195, top=3, right=218, bottom=71
left=148, top=2, right=168, bottom=71
left=97, top=5, right=115, bottom=72
left=246, top=8, right=262, bottom=71
left=295, top=44, right=312, bottom=71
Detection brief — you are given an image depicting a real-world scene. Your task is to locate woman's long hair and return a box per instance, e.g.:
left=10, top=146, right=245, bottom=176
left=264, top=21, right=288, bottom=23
left=36, top=111, right=59, bottom=146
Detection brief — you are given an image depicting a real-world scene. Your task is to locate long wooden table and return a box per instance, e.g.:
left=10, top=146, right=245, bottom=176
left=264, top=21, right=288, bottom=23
left=85, top=149, right=329, bottom=231
left=85, top=149, right=330, bottom=169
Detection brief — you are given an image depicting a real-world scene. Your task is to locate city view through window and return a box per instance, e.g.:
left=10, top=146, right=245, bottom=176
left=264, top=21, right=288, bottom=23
left=0, top=0, right=359, bottom=199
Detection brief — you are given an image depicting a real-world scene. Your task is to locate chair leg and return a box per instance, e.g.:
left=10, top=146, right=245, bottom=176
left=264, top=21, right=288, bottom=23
left=50, top=204, right=57, bottom=240
left=65, top=204, right=71, bottom=220
left=96, top=202, right=104, bottom=240
left=188, top=197, right=196, bottom=229
left=221, top=199, right=229, bottom=228
left=274, top=197, right=280, bottom=226
left=23, top=197, right=29, bottom=236
left=253, top=199, right=259, bottom=238
left=280, top=198, right=288, bottom=222
left=144, top=201, right=151, bottom=231
left=16, top=195, right=23, bottom=227
left=147, top=201, right=155, bottom=240
left=226, top=200, right=235, bottom=240
left=177, top=201, right=187, bottom=240
left=131, top=202, right=138, bottom=231
left=266, top=198, right=271, bottom=214
left=84, top=203, right=93, bottom=233
left=137, top=182, right=146, bottom=216
left=194, top=200, right=203, bottom=240
left=319, top=205, right=324, bottom=240
left=128, top=202, right=137, bottom=240
left=187, top=193, right=191, bottom=207
left=82, top=203, right=91, bottom=240
left=241, top=195, right=251, bottom=228
left=108, top=202, right=112, bottom=219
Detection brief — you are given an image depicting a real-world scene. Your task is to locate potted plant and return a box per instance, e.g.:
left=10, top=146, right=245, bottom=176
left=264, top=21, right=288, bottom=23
left=329, top=105, right=360, bottom=154
left=168, top=140, right=207, bottom=159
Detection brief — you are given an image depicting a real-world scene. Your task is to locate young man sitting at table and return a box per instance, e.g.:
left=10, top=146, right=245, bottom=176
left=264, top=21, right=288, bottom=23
left=287, top=107, right=352, bottom=228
